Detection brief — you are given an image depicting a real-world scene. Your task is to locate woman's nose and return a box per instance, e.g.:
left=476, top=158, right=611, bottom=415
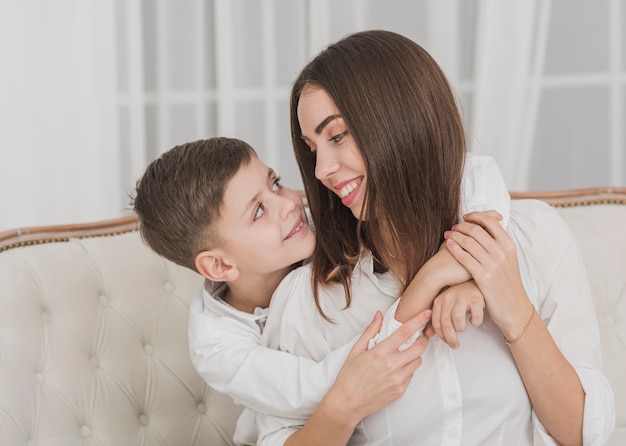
left=314, top=147, right=339, bottom=180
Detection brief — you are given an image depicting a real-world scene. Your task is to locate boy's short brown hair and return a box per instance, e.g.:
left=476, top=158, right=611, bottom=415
left=132, top=137, right=256, bottom=272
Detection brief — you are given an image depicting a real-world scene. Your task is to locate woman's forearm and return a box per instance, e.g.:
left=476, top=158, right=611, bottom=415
left=284, top=393, right=357, bottom=446
left=507, top=307, right=584, bottom=446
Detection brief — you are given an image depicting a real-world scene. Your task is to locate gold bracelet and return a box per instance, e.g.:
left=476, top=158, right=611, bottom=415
left=504, top=307, right=535, bottom=346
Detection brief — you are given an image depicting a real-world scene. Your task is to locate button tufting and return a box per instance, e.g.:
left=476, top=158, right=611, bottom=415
left=99, top=294, right=109, bottom=306
left=36, top=373, right=44, bottom=384
left=41, top=309, right=50, bottom=321
left=138, top=414, right=149, bottom=425
left=27, top=441, right=35, bottom=446
left=144, top=344, right=154, bottom=355
left=90, top=356, right=99, bottom=368
left=80, top=425, right=91, bottom=437
left=197, top=402, right=207, bottom=414
left=605, top=316, right=615, bottom=327
left=163, top=281, right=174, bottom=293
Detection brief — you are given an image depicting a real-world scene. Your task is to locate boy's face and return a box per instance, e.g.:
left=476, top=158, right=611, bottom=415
left=215, top=155, right=315, bottom=278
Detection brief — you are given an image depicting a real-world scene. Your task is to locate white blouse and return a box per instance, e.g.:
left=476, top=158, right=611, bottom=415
left=186, top=155, right=614, bottom=444
left=254, top=199, right=614, bottom=445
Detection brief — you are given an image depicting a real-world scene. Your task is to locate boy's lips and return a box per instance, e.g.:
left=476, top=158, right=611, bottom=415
left=284, top=216, right=306, bottom=240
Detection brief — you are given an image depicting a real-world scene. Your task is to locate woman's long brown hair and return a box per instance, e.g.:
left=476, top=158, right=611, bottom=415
left=290, top=30, right=466, bottom=317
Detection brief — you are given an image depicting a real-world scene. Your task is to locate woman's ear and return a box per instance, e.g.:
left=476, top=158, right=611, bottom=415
left=195, top=250, right=239, bottom=282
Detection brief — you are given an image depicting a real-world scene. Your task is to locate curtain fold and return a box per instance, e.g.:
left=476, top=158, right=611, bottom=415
left=470, top=0, right=539, bottom=190
left=0, top=0, right=120, bottom=229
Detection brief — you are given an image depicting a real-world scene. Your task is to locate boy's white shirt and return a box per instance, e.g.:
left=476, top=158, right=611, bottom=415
left=188, top=154, right=514, bottom=441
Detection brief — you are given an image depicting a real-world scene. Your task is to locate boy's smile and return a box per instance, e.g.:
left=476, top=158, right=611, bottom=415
left=215, top=155, right=316, bottom=282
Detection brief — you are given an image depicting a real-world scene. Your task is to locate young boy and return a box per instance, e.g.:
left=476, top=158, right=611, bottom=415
left=132, top=137, right=508, bottom=444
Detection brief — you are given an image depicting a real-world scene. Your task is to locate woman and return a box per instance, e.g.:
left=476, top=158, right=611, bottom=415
left=258, top=30, right=614, bottom=445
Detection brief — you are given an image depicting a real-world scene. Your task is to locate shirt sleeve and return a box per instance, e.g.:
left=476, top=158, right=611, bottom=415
left=367, top=300, right=422, bottom=351
left=461, top=154, right=511, bottom=228
left=188, top=284, right=353, bottom=419
left=510, top=200, right=615, bottom=445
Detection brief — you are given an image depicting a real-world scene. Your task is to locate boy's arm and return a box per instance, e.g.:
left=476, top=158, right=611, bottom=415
left=189, top=290, right=346, bottom=418
left=258, top=310, right=432, bottom=446
left=394, top=242, right=471, bottom=323
left=189, top=275, right=428, bottom=421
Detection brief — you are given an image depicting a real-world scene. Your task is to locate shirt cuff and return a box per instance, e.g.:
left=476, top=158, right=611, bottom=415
left=367, top=299, right=423, bottom=352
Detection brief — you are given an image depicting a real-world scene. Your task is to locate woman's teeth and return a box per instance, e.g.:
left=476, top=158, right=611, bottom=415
left=340, top=180, right=360, bottom=198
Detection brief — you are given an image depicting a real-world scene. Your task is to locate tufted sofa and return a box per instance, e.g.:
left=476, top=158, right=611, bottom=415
left=0, top=188, right=624, bottom=445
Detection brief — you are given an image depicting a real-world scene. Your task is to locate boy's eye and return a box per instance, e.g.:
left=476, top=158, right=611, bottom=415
left=253, top=203, right=265, bottom=220
left=272, top=176, right=283, bottom=191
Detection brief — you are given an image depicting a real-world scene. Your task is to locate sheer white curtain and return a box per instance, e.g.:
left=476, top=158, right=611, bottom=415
left=1, top=0, right=624, bottom=231
left=0, top=0, right=121, bottom=230
left=471, top=0, right=538, bottom=190
left=471, top=0, right=625, bottom=190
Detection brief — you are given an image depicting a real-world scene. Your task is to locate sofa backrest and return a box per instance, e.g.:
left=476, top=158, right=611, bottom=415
left=0, top=217, right=242, bottom=445
left=0, top=188, right=624, bottom=445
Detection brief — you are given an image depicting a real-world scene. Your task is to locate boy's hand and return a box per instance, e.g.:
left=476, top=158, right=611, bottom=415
left=428, top=280, right=485, bottom=348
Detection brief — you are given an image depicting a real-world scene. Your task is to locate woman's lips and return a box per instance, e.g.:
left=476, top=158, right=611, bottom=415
left=337, top=178, right=362, bottom=207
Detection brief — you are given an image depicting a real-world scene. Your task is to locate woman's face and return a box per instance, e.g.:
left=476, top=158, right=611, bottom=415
left=297, top=85, right=368, bottom=219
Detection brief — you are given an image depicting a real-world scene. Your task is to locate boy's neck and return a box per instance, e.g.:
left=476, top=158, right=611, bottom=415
left=224, top=267, right=292, bottom=313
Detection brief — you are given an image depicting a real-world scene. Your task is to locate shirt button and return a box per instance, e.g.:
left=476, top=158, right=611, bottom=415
left=445, top=425, right=458, bottom=437
left=447, top=391, right=458, bottom=401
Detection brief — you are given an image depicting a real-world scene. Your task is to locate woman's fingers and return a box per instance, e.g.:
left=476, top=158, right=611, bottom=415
left=349, top=310, right=383, bottom=356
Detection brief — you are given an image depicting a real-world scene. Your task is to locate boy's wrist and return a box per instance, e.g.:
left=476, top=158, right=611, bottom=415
left=412, top=269, right=446, bottom=297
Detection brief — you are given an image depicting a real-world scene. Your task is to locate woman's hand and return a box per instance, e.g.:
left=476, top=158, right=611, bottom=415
left=326, top=309, right=432, bottom=424
left=443, top=211, right=531, bottom=339
left=285, top=310, right=432, bottom=446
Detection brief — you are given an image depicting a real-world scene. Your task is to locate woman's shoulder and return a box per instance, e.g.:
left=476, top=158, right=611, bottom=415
left=265, top=264, right=320, bottom=332
left=508, top=198, right=573, bottom=248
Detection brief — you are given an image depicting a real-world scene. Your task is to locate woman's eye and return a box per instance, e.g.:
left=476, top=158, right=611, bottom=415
left=253, top=203, right=265, bottom=220
left=329, top=131, right=347, bottom=143
left=272, top=176, right=283, bottom=191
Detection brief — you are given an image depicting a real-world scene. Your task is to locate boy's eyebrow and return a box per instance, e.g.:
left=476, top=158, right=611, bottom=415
left=241, top=168, right=276, bottom=217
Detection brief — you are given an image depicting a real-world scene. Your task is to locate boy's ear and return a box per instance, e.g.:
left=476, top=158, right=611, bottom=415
left=195, top=250, right=239, bottom=282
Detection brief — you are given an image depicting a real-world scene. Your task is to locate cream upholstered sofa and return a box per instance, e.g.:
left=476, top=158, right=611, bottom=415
left=0, top=188, right=624, bottom=446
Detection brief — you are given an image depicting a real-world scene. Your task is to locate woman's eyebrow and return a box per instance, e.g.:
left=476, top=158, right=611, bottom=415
left=315, top=114, right=342, bottom=134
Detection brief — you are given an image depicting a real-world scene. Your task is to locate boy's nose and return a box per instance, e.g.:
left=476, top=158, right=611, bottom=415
left=278, top=195, right=297, bottom=220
